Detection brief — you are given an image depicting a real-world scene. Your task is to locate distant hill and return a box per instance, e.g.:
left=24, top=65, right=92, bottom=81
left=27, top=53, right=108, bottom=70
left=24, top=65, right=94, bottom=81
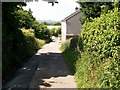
left=37, top=20, right=61, bottom=24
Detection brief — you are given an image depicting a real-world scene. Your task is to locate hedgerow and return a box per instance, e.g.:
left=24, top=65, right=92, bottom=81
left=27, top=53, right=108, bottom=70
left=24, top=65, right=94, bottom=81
left=2, top=3, right=50, bottom=82
left=3, top=28, right=45, bottom=82
left=50, top=28, right=61, bottom=37
left=77, top=6, right=120, bottom=88
left=21, top=28, right=45, bottom=50
left=61, top=5, right=120, bottom=88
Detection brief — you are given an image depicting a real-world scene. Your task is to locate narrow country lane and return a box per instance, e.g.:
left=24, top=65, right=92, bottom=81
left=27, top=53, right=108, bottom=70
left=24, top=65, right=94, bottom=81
left=3, top=38, right=77, bottom=90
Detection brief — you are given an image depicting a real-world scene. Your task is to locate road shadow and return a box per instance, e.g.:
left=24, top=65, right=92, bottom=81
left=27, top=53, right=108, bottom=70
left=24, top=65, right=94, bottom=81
left=2, top=52, right=74, bottom=89
left=29, top=52, right=74, bottom=88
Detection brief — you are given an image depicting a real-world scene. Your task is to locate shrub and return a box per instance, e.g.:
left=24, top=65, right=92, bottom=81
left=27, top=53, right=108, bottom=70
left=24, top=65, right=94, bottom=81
left=61, top=6, right=120, bottom=88
left=77, top=7, right=120, bottom=88
left=3, top=28, right=45, bottom=82
left=80, top=11, right=120, bottom=58
left=52, top=22, right=61, bottom=26
left=60, top=38, right=71, bottom=51
left=34, top=25, right=52, bottom=43
left=60, top=37, right=80, bottom=73
left=75, top=52, right=101, bottom=88
left=21, top=28, right=45, bottom=50
left=50, top=28, right=61, bottom=37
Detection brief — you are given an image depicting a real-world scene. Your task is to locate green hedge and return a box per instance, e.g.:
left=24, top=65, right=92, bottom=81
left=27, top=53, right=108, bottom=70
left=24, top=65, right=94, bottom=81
left=21, top=28, right=45, bottom=50
left=61, top=7, right=120, bottom=88
left=50, top=28, right=61, bottom=37
left=3, top=28, right=45, bottom=82
left=78, top=7, right=120, bottom=88
left=80, top=8, right=120, bottom=58
left=34, top=25, right=52, bottom=43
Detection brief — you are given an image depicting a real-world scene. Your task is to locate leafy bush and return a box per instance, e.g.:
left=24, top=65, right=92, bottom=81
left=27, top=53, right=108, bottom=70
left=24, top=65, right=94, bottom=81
left=78, top=7, right=120, bottom=88
left=61, top=6, right=120, bottom=88
left=21, top=28, right=45, bottom=50
left=3, top=28, right=45, bottom=82
left=50, top=28, right=61, bottom=37
left=32, top=21, right=52, bottom=43
left=2, top=2, right=50, bottom=83
left=80, top=9, right=120, bottom=58
left=60, top=38, right=71, bottom=51
left=52, top=22, right=61, bottom=26
left=60, top=37, right=80, bottom=73
left=78, top=7, right=120, bottom=87
left=75, top=52, right=101, bottom=88
left=15, top=7, right=35, bottom=29
left=15, top=6, right=52, bottom=43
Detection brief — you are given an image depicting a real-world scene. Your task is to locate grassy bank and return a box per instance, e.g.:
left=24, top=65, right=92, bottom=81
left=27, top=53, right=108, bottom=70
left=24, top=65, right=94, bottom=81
left=60, top=37, right=79, bottom=73
left=61, top=37, right=119, bottom=88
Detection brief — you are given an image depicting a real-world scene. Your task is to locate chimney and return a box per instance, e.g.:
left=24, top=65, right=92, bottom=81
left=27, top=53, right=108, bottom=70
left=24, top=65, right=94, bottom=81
left=75, top=7, right=78, bottom=11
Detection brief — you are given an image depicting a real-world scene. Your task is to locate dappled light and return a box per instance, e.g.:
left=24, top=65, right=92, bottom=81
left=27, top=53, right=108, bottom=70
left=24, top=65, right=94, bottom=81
left=3, top=39, right=77, bottom=89
left=2, top=1, right=120, bottom=89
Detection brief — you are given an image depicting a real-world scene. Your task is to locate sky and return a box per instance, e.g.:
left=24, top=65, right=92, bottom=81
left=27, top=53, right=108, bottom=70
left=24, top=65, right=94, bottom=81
left=23, top=0, right=80, bottom=21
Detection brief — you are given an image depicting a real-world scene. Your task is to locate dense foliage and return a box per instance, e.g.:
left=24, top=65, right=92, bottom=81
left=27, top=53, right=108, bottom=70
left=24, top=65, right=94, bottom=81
left=52, top=22, right=61, bottom=26
left=50, top=27, right=61, bottom=37
left=60, top=37, right=79, bottom=73
left=61, top=4, right=120, bottom=88
left=34, top=23, right=52, bottom=42
left=77, top=1, right=120, bottom=23
left=21, top=28, right=45, bottom=50
left=40, top=21, right=61, bottom=26
left=15, top=7, right=35, bottom=29
left=14, top=6, right=52, bottom=42
left=80, top=8, right=120, bottom=60
left=2, top=2, right=50, bottom=82
left=77, top=7, right=120, bottom=88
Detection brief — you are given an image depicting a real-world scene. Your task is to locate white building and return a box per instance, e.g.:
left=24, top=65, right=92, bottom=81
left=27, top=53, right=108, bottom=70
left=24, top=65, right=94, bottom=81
left=61, top=10, right=82, bottom=42
left=47, top=25, right=61, bottom=29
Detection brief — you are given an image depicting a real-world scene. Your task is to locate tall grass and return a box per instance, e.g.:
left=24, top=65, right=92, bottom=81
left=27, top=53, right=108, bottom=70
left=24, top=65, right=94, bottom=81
left=60, top=37, right=79, bottom=73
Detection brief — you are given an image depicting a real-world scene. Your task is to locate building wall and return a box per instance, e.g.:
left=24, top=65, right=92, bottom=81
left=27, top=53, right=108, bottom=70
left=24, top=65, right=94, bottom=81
left=61, top=21, right=66, bottom=42
left=47, top=25, right=61, bottom=29
left=66, top=13, right=82, bottom=35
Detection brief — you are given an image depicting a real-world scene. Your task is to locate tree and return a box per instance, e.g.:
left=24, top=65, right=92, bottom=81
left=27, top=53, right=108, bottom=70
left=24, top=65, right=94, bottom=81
left=52, top=22, right=61, bottom=26
left=15, top=7, right=35, bottom=29
left=77, top=1, right=120, bottom=23
left=41, top=22, right=49, bottom=25
left=2, top=2, right=27, bottom=81
left=2, top=2, right=26, bottom=31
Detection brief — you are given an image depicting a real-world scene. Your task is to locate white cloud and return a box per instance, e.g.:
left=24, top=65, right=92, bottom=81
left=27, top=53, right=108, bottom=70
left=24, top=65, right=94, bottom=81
left=23, top=0, right=80, bottom=21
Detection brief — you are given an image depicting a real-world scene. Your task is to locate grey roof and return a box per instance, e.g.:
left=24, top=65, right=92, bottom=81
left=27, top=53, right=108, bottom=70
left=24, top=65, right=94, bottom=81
left=61, top=10, right=80, bottom=22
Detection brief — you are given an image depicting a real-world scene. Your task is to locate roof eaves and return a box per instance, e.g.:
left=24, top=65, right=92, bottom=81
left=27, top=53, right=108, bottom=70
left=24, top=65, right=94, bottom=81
left=61, top=10, right=80, bottom=22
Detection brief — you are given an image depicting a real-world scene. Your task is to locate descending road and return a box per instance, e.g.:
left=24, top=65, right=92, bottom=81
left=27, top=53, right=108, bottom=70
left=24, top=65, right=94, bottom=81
left=3, top=38, right=77, bottom=89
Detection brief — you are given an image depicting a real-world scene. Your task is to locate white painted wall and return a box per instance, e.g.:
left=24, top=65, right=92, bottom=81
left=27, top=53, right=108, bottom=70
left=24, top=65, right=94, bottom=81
left=47, top=25, right=61, bottom=29
left=61, top=21, right=67, bottom=42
